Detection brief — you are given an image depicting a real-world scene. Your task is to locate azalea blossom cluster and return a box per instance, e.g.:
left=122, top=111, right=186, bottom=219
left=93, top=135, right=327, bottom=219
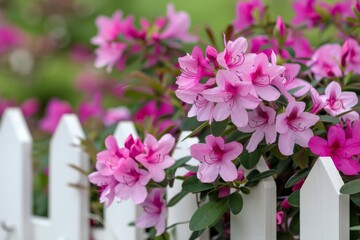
left=176, top=36, right=320, bottom=159
left=92, top=4, right=197, bottom=72
left=88, top=133, right=175, bottom=235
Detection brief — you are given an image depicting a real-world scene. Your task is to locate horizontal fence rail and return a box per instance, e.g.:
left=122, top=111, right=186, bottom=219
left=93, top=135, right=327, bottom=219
left=0, top=108, right=350, bottom=240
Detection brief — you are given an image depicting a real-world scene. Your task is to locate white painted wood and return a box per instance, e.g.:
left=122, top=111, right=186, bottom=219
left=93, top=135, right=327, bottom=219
left=99, top=121, right=143, bottom=240
left=167, top=131, right=210, bottom=240
left=33, top=114, right=89, bottom=240
left=300, top=157, right=349, bottom=240
left=231, top=157, right=276, bottom=240
left=0, top=108, right=32, bottom=240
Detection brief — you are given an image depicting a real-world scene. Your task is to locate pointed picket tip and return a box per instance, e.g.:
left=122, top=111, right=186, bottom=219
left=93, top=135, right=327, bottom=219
left=0, top=107, right=32, bottom=240
left=113, top=121, right=138, bottom=145
left=231, top=156, right=276, bottom=240
left=300, top=157, right=349, bottom=240
left=51, top=114, right=85, bottom=145
left=0, top=108, right=31, bottom=143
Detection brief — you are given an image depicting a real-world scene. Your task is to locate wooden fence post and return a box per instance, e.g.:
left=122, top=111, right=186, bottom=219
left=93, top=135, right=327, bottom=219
left=300, top=157, right=349, bottom=240
left=231, top=157, right=276, bottom=240
left=0, top=108, right=32, bottom=240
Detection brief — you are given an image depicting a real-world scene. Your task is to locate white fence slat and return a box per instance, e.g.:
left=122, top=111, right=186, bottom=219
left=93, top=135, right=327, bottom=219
left=231, top=157, right=276, bottom=240
left=167, top=131, right=209, bottom=240
left=0, top=108, right=32, bottom=240
left=34, top=114, right=89, bottom=240
left=97, top=121, right=143, bottom=240
left=300, top=157, right=349, bottom=240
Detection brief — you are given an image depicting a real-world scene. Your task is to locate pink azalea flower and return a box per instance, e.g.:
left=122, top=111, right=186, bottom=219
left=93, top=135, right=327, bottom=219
left=242, top=52, right=285, bottom=101
left=103, top=107, right=131, bottom=126
left=159, top=4, right=197, bottom=43
left=94, top=42, right=126, bottom=72
left=292, top=0, right=321, bottom=27
left=237, top=168, right=245, bottom=181
left=217, top=36, right=251, bottom=71
left=292, top=179, right=305, bottom=191
left=114, top=159, right=151, bottom=204
left=276, top=211, right=284, bottom=225
left=124, top=134, right=144, bottom=159
left=281, top=63, right=311, bottom=97
left=322, top=0, right=354, bottom=23
left=136, top=189, right=167, bottom=236
left=308, top=44, right=342, bottom=80
left=238, top=104, right=277, bottom=152
left=310, top=87, right=326, bottom=114
left=320, top=81, right=358, bottom=120
left=136, top=134, right=175, bottom=182
left=202, top=70, right=261, bottom=128
left=190, top=135, right=243, bottom=183
left=309, top=125, right=360, bottom=175
left=175, top=81, right=215, bottom=122
left=20, top=98, right=39, bottom=118
left=88, top=163, right=118, bottom=207
left=96, top=135, right=130, bottom=176
left=276, top=101, right=319, bottom=156
left=39, top=98, right=72, bottom=133
left=281, top=198, right=291, bottom=210
left=341, top=38, right=360, bottom=74
left=79, top=93, right=103, bottom=124
left=0, top=25, right=22, bottom=54
left=276, top=16, right=286, bottom=37
left=233, top=0, right=265, bottom=31
left=176, top=46, right=214, bottom=89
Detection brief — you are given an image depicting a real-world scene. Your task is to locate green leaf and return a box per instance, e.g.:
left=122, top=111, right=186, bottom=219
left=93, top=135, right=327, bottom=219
left=240, top=187, right=251, bottom=194
left=285, top=47, right=296, bottom=58
left=350, top=225, right=360, bottom=231
left=182, top=176, right=213, bottom=193
left=285, top=168, right=310, bottom=188
left=351, top=193, right=360, bottom=207
left=189, top=229, right=205, bottom=240
left=247, top=169, right=277, bottom=182
left=288, top=85, right=305, bottom=95
left=289, top=212, right=300, bottom=235
left=340, top=179, right=360, bottom=195
left=240, top=149, right=261, bottom=170
left=168, top=191, right=189, bottom=207
left=169, top=156, right=191, bottom=171
left=210, top=119, right=228, bottom=137
left=319, top=115, right=340, bottom=124
left=181, top=121, right=209, bottom=142
left=228, top=192, right=243, bottom=215
left=288, top=190, right=300, bottom=208
left=293, top=149, right=309, bottom=169
left=189, top=199, right=229, bottom=231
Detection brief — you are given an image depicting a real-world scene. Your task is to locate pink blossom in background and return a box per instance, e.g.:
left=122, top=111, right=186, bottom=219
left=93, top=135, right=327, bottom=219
left=70, top=44, right=93, bottom=63
left=136, top=134, right=175, bottom=182
left=0, top=99, right=15, bottom=115
left=94, top=42, right=126, bottom=72
left=159, top=4, right=197, bottom=43
left=39, top=98, right=72, bottom=133
left=309, top=125, right=360, bottom=175
left=242, top=52, right=285, bottom=101
left=114, top=159, right=151, bottom=204
left=96, top=135, right=130, bottom=176
left=310, top=87, right=326, bottom=114
left=136, top=189, right=167, bottom=236
left=20, top=98, right=39, bottom=118
left=79, top=93, right=103, bottom=123
left=276, top=101, right=319, bottom=156
left=341, top=38, right=360, bottom=74
left=103, top=107, right=131, bottom=126
left=276, top=211, right=284, bottom=225
left=320, top=81, right=359, bottom=120
left=321, top=0, right=354, bottom=23
left=238, top=104, right=277, bottom=152
left=308, top=44, right=342, bottom=80
left=218, top=186, right=231, bottom=198
left=292, top=0, right=321, bottom=27
left=275, top=16, right=286, bottom=37
left=233, top=0, right=265, bottom=31
left=281, top=198, right=291, bottom=210
left=202, top=70, right=261, bottom=128
left=0, top=25, right=22, bottom=54
left=190, top=135, right=243, bottom=183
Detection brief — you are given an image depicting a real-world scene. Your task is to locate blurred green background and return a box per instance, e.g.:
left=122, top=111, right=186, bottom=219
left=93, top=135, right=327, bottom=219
left=0, top=0, right=310, bottom=106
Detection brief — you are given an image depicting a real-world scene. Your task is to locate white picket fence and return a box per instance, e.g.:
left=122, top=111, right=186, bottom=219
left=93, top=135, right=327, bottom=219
left=0, top=108, right=349, bottom=240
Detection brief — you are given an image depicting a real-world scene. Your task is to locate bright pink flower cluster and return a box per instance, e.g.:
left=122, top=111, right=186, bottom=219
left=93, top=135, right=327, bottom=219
left=0, top=24, right=22, bottom=54
left=309, top=39, right=360, bottom=80
left=91, top=4, right=197, bottom=72
left=176, top=36, right=319, bottom=156
left=309, top=120, right=360, bottom=175
left=88, top=133, right=175, bottom=206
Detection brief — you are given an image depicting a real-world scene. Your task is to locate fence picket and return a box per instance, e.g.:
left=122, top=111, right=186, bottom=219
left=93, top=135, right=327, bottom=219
left=300, top=157, right=349, bottom=240
left=0, top=108, right=32, bottom=240
left=231, top=157, right=276, bottom=240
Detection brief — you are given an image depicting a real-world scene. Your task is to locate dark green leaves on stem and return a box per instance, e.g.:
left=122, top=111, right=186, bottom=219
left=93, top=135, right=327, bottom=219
left=285, top=168, right=310, bottom=188
left=340, top=179, right=360, bottom=195
left=167, top=190, right=189, bottom=207
left=189, top=198, right=229, bottom=231
left=182, top=176, right=213, bottom=193
left=228, top=192, right=243, bottom=215
left=288, top=190, right=300, bottom=208
left=247, top=169, right=277, bottom=182
left=239, top=149, right=261, bottom=170
left=210, top=119, right=228, bottom=137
